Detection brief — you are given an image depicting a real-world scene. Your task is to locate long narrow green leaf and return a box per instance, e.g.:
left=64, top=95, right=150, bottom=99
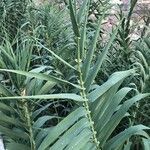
left=0, top=46, right=15, bottom=66
left=0, top=102, right=14, bottom=112
left=66, top=129, right=92, bottom=150
left=79, top=0, right=89, bottom=59
left=136, top=50, right=149, bottom=69
left=6, top=143, right=30, bottom=150
left=69, top=0, right=80, bottom=37
left=99, top=93, right=150, bottom=146
left=85, top=24, right=120, bottom=90
left=88, top=69, right=135, bottom=102
left=0, top=112, right=23, bottom=127
left=81, top=142, right=96, bottom=150
left=37, top=42, right=77, bottom=71
left=35, top=128, right=51, bottom=148
left=91, top=83, right=121, bottom=122
left=128, top=0, right=138, bottom=19
left=38, top=107, right=87, bottom=150
left=104, top=125, right=150, bottom=150
left=33, top=116, right=59, bottom=128
left=77, top=0, right=89, bottom=24
left=33, top=103, right=53, bottom=119
left=95, top=87, right=133, bottom=132
left=0, top=57, right=5, bottom=67
left=50, top=118, right=90, bottom=150
left=0, top=125, right=28, bottom=141
left=0, top=83, right=15, bottom=96
left=0, top=93, right=85, bottom=102
left=80, top=20, right=87, bottom=59
left=142, top=138, right=150, bottom=150
left=82, top=12, right=106, bottom=81
left=37, top=81, right=55, bottom=95
left=0, top=69, right=81, bottom=89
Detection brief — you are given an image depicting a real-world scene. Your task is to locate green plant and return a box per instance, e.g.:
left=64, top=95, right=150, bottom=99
left=25, top=2, right=76, bottom=79
left=0, top=0, right=150, bottom=150
left=0, top=0, right=28, bottom=41
left=105, top=0, right=138, bottom=75
left=132, top=36, right=150, bottom=129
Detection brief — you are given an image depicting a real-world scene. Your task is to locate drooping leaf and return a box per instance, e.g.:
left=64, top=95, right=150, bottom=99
left=0, top=69, right=81, bottom=89
left=104, top=125, right=150, bottom=150
left=88, top=69, right=135, bottom=102
left=99, top=93, right=150, bottom=146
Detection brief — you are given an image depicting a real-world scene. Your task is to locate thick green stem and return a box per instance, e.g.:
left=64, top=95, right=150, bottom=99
left=76, top=37, right=100, bottom=149
left=21, top=89, right=36, bottom=150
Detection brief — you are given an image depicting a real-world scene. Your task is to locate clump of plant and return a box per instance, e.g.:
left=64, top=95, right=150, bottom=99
left=104, top=0, right=137, bottom=74
left=25, top=2, right=76, bottom=78
left=0, top=0, right=28, bottom=41
left=0, top=0, right=149, bottom=150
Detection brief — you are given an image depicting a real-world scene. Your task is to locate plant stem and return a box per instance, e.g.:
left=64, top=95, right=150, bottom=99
left=21, top=89, right=36, bottom=150
left=76, top=37, right=100, bottom=149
